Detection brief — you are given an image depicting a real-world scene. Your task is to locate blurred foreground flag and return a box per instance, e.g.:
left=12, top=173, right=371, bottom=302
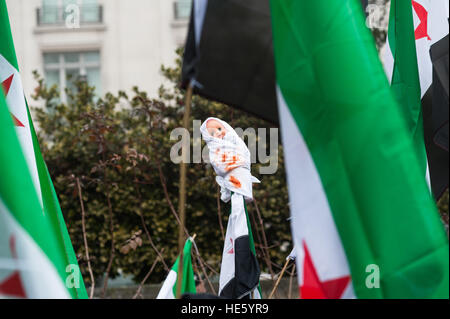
left=156, top=238, right=196, bottom=299
left=384, top=0, right=449, bottom=200
left=270, top=0, right=448, bottom=298
left=0, top=0, right=87, bottom=298
left=0, top=92, right=74, bottom=298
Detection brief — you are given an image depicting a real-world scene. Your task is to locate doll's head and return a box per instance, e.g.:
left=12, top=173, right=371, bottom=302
left=206, top=119, right=226, bottom=139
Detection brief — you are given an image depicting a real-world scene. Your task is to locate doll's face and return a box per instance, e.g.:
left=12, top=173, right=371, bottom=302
left=206, top=119, right=226, bottom=139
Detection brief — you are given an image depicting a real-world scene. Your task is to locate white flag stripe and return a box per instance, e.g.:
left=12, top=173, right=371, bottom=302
left=218, top=193, right=248, bottom=295
left=0, top=55, right=43, bottom=208
left=156, top=269, right=177, bottom=299
left=383, top=34, right=394, bottom=83
left=277, top=87, right=355, bottom=297
left=0, top=258, right=37, bottom=271
left=414, top=0, right=449, bottom=97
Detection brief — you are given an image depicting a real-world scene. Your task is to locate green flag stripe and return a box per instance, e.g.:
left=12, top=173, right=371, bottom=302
left=0, top=91, right=70, bottom=295
left=387, top=0, right=428, bottom=174
left=26, top=103, right=87, bottom=299
left=171, top=239, right=196, bottom=296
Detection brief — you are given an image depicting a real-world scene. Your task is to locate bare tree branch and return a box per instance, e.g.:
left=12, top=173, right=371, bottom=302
left=76, top=177, right=95, bottom=299
left=252, top=199, right=275, bottom=279
left=216, top=186, right=225, bottom=241
left=132, top=248, right=165, bottom=299
left=101, top=193, right=115, bottom=298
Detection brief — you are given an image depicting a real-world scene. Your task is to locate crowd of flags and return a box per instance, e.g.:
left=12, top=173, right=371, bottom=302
left=0, top=0, right=448, bottom=299
left=182, top=0, right=448, bottom=299
left=0, top=0, right=87, bottom=298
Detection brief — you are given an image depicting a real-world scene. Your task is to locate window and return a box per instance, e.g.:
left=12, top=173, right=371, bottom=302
left=44, top=51, right=101, bottom=102
left=174, top=0, right=192, bottom=20
left=39, top=0, right=102, bottom=25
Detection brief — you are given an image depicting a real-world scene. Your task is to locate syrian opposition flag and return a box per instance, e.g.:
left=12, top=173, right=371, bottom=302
left=0, top=92, right=77, bottom=298
left=218, top=194, right=261, bottom=299
left=270, top=0, right=449, bottom=299
left=156, top=237, right=196, bottom=299
left=0, top=0, right=87, bottom=298
left=384, top=0, right=449, bottom=199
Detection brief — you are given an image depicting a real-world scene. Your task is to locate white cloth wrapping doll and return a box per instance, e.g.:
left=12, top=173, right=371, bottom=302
left=200, top=117, right=260, bottom=202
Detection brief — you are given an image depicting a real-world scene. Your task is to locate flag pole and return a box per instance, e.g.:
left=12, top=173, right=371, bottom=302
left=268, top=258, right=291, bottom=299
left=175, top=83, right=193, bottom=299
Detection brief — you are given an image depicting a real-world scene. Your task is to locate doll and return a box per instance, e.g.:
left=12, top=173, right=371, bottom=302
left=201, top=117, right=260, bottom=202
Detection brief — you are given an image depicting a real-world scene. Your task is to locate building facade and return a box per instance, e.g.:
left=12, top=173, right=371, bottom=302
left=5, top=0, right=191, bottom=102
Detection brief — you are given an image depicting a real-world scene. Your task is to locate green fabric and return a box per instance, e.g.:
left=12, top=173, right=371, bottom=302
left=172, top=239, right=197, bottom=296
left=387, top=0, right=428, bottom=175
left=27, top=106, right=88, bottom=299
left=0, top=1, right=18, bottom=69
left=1, top=0, right=87, bottom=298
left=270, top=0, right=448, bottom=299
left=0, top=92, right=71, bottom=296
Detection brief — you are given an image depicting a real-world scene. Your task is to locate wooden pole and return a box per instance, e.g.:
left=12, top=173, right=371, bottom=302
left=175, top=84, right=193, bottom=299
left=288, top=263, right=296, bottom=299
left=268, top=258, right=291, bottom=299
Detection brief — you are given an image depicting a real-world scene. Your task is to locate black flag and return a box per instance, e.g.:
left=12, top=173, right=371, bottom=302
left=181, top=0, right=278, bottom=124
left=181, top=0, right=378, bottom=125
left=423, top=34, right=449, bottom=200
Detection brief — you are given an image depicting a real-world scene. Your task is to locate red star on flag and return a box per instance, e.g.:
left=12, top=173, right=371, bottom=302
left=0, top=236, right=27, bottom=298
left=299, top=241, right=350, bottom=299
left=412, top=0, right=431, bottom=41
left=227, top=238, right=234, bottom=254
left=1, top=73, right=25, bottom=127
left=0, top=272, right=27, bottom=298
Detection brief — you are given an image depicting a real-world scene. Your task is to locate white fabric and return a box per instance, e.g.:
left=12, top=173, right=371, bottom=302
left=412, top=0, right=449, bottom=97
left=277, top=88, right=355, bottom=298
left=156, top=270, right=177, bottom=299
left=200, top=117, right=260, bottom=202
left=156, top=236, right=195, bottom=299
left=0, top=55, right=43, bottom=208
left=218, top=193, right=248, bottom=296
left=287, top=246, right=297, bottom=261
left=0, top=199, right=70, bottom=299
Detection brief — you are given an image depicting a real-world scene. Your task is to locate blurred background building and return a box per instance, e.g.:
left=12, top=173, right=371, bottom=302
left=5, top=0, right=191, bottom=102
